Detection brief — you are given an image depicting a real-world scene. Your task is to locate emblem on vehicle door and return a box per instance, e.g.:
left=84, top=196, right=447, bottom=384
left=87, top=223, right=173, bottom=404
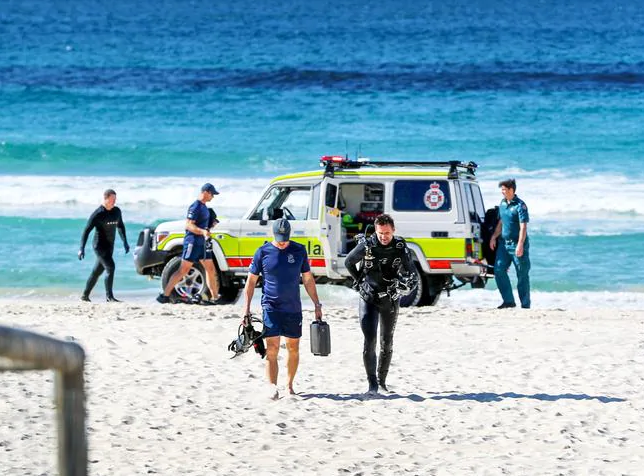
left=424, top=182, right=445, bottom=210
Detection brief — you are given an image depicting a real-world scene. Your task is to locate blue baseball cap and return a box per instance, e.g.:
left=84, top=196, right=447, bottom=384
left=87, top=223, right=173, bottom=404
left=201, top=183, right=219, bottom=195
left=272, top=218, right=291, bottom=242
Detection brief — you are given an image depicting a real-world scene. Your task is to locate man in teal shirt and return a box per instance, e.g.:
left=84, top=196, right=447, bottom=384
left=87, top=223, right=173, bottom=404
left=490, top=179, right=531, bottom=309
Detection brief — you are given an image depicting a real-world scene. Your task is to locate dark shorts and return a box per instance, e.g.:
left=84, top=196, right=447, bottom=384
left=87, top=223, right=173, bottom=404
left=262, top=309, right=303, bottom=339
left=205, top=240, right=214, bottom=260
left=182, top=239, right=206, bottom=263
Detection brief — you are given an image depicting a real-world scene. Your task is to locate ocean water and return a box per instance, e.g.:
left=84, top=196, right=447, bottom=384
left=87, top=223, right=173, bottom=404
left=1, top=0, right=643, bottom=307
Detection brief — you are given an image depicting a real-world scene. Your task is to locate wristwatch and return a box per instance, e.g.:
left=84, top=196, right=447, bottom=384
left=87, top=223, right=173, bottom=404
left=314, top=302, right=322, bottom=308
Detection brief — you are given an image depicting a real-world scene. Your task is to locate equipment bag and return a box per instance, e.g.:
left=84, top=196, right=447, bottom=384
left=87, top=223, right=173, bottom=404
left=310, top=320, right=331, bottom=356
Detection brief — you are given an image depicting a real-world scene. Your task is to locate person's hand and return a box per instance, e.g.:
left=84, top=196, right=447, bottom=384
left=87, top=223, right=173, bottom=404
left=203, top=229, right=210, bottom=239
left=78, top=249, right=85, bottom=260
left=516, top=243, right=524, bottom=257
left=314, top=303, right=323, bottom=321
left=242, top=312, right=251, bottom=326
left=124, top=244, right=130, bottom=254
left=490, top=238, right=497, bottom=251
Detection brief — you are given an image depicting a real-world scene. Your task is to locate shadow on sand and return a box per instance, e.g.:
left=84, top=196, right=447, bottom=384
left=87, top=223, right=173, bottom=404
left=299, top=391, right=626, bottom=403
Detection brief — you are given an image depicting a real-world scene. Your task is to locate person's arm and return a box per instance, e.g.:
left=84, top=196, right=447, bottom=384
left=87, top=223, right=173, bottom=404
left=490, top=220, right=502, bottom=251
left=185, top=219, right=209, bottom=239
left=78, top=209, right=98, bottom=259
left=117, top=208, right=129, bottom=253
left=516, top=222, right=528, bottom=257
left=242, top=247, right=264, bottom=320
left=344, top=240, right=367, bottom=283
left=302, top=271, right=322, bottom=321
left=242, top=273, right=260, bottom=319
left=400, top=243, right=416, bottom=276
left=516, top=201, right=529, bottom=257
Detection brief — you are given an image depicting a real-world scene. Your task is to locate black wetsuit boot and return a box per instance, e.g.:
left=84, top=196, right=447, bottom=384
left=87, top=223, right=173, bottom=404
left=377, top=299, right=398, bottom=392
left=378, top=351, right=393, bottom=392
left=360, top=299, right=380, bottom=393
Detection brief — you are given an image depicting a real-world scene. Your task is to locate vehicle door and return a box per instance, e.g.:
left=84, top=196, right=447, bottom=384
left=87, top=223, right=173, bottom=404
left=239, top=184, right=317, bottom=269
left=319, top=179, right=343, bottom=278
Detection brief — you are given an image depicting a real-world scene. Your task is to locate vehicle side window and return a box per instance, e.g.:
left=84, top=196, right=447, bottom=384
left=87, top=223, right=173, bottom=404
left=249, top=186, right=310, bottom=220
left=325, top=183, right=337, bottom=208
left=393, top=180, right=452, bottom=212
left=463, top=183, right=477, bottom=223
left=282, top=189, right=311, bottom=220
left=310, top=182, right=321, bottom=220
left=466, top=183, right=486, bottom=223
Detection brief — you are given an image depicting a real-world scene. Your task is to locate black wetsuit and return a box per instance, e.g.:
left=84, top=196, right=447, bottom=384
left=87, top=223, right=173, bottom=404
left=79, top=205, right=128, bottom=299
left=345, top=234, right=416, bottom=392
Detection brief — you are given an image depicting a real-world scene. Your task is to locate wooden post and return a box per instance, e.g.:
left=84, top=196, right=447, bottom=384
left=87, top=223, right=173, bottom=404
left=56, top=368, right=88, bottom=476
left=1, top=326, right=87, bottom=476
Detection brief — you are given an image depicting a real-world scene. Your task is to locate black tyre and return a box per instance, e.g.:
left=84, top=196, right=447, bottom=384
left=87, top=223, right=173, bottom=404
left=421, top=274, right=444, bottom=306
left=399, top=266, right=423, bottom=308
left=217, top=282, right=241, bottom=304
left=161, top=256, right=207, bottom=300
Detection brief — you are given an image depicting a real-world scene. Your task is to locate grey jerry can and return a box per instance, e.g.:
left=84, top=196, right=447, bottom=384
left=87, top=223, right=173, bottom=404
left=310, top=320, right=331, bottom=356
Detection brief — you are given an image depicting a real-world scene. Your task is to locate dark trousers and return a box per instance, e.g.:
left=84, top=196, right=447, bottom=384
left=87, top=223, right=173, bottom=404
left=359, top=297, right=399, bottom=389
left=494, top=239, right=531, bottom=308
left=83, top=248, right=116, bottom=298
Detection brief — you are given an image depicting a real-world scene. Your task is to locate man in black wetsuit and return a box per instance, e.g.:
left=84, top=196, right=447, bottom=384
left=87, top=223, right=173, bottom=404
left=78, top=189, right=129, bottom=302
left=345, top=214, right=417, bottom=394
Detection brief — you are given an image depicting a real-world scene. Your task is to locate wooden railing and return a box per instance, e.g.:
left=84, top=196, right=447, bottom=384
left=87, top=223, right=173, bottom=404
left=0, top=325, right=87, bottom=476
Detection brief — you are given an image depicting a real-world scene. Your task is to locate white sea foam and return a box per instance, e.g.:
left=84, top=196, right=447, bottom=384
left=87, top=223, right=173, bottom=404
left=1, top=170, right=644, bottom=235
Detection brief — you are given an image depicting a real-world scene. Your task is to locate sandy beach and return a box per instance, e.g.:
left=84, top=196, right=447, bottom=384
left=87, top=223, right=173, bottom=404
left=1, top=300, right=644, bottom=475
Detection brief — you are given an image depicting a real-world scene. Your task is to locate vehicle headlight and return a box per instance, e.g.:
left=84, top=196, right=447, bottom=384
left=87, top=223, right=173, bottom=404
left=155, top=232, right=169, bottom=247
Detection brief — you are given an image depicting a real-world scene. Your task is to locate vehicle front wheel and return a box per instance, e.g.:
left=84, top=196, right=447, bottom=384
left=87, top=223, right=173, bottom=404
left=161, top=256, right=207, bottom=300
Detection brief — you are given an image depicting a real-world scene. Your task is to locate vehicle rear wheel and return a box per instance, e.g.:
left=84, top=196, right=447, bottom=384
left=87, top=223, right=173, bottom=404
left=161, top=256, right=207, bottom=300
left=399, top=266, right=423, bottom=308
left=421, top=275, right=444, bottom=306
left=217, top=282, right=241, bottom=304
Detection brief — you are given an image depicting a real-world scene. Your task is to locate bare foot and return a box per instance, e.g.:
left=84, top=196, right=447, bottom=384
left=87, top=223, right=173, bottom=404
left=287, top=385, right=296, bottom=395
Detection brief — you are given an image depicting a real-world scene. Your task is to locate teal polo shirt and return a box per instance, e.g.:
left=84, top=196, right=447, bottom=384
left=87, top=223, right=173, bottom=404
left=499, top=195, right=529, bottom=242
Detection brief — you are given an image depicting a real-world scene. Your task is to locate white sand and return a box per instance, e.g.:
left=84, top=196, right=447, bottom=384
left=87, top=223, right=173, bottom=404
left=1, top=300, right=644, bottom=475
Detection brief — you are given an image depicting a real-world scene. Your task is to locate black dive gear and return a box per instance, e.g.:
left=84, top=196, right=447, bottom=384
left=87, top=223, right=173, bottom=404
left=79, top=205, right=128, bottom=300
left=345, top=232, right=418, bottom=393
left=228, top=314, right=266, bottom=359
left=345, top=233, right=418, bottom=304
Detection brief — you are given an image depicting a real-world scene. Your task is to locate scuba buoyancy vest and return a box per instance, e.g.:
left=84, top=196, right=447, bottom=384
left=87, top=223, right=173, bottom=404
left=227, top=314, right=266, bottom=359
left=354, top=234, right=417, bottom=303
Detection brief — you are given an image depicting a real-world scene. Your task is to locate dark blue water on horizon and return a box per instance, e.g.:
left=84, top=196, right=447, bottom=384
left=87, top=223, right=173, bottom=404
left=1, top=0, right=644, bottom=306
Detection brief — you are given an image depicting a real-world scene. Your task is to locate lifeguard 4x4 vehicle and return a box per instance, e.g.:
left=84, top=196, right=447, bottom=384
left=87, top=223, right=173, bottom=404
left=133, top=156, right=495, bottom=307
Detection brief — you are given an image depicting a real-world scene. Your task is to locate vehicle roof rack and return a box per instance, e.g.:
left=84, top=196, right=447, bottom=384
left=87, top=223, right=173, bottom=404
left=320, top=156, right=478, bottom=179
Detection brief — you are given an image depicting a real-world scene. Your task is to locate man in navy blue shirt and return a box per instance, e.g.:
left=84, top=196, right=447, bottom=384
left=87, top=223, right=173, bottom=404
left=242, top=218, right=323, bottom=399
left=490, top=178, right=531, bottom=309
left=157, top=183, right=220, bottom=303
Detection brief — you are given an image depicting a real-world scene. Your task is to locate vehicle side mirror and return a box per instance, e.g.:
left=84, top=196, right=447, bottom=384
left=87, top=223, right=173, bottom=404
left=260, top=208, right=269, bottom=226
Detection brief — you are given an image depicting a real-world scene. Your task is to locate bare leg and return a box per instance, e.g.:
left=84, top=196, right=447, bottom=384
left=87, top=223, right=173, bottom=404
left=201, top=259, right=220, bottom=299
left=163, top=260, right=193, bottom=297
left=285, top=337, right=300, bottom=394
left=265, top=336, right=281, bottom=399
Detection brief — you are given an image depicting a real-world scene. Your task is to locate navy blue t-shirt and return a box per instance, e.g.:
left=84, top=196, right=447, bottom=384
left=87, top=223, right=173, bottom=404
left=249, top=241, right=311, bottom=313
left=185, top=200, right=209, bottom=244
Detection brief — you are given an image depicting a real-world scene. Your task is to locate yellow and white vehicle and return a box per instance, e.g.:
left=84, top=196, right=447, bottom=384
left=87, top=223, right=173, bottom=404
left=133, top=156, right=493, bottom=306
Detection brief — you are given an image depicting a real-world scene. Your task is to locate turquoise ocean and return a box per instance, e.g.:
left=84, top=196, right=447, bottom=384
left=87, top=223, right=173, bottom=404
left=1, top=0, right=643, bottom=308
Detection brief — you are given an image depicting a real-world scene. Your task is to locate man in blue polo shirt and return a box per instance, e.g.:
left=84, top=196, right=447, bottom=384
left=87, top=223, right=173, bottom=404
left=242, top=218, right=323, bottom=399
left=157, top=183, right=220, bottom=303
left=490, top=178, right=531, bottom=309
